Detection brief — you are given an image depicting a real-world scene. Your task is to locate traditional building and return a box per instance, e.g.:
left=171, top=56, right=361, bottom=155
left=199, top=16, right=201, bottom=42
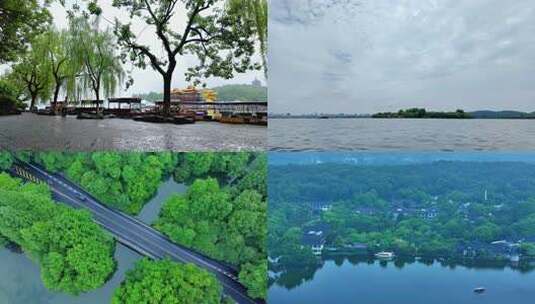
left=302, top=223, right=330, bottom=255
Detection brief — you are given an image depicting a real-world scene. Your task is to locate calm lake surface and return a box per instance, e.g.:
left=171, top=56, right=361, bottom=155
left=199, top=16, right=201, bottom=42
left=269, top=257, right=535, bottom=304
left=0, top=178, right=185, bottom=304
left=269, top=118, right=535, bottom=151
left=0, top=113, right=266, bottom=151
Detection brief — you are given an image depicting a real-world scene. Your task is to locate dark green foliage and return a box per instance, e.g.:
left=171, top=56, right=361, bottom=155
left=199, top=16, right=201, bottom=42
left=0, top=173, right=115, bottom=294
left=270, top=161, right=535, bottom=260
left=239, top=261, right=267, bottom=299
left=112, top=258, right=222, bottom=304
left=157, top=155, right=267, bottom=299
left=0, top=78, right=24, bottom=114
left=521, top=243, right=535, bottom=257
left=0, top=0, right=51, bottom=63
left=233, top=154, right=267, bottom=198
left=33, top=152, right=178, bottom=214
left=373, top=108, right=471, bottom=119
left=0, top=152, right=13, bottom=170
left=173, top=152, right=253, bottom=183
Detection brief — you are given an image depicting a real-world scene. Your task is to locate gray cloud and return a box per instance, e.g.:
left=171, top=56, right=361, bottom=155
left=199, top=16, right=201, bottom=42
left=269, top=0, right=535, bottom=114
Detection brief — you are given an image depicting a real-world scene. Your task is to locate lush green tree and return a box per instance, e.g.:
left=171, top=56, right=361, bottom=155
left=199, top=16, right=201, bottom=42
left=0, top=173, right=116, bottom=294
left=226, top=0, right=268, bottom=77
left=68, top=16, right=124, bottom=112
left=86, top=0, right=260, bottom=115
left=157, top=169, right=267, bottom=299
left=42, top=28, right=79, bottom=107
left=473, top=222, right=501, bottom=242
left=9, top=35, right=53, bottom=110
left=112, top=259, right=222, bottom=304
left=0, top=76, right=27, bottom=114
left=33, top=152, right=175, bottom=215
left=0, top=0, right=51, bottom=63
left=239, top=262, right=267, bottom=300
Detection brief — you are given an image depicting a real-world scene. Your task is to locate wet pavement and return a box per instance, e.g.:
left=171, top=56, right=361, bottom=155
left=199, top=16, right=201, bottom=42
left=0, top=113, right=266, bottom=151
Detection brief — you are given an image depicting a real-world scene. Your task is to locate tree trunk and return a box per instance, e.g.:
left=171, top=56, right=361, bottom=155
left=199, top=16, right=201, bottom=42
left=30, top=94, right=37, bottom=112
left=95, top=86, right=100, bottom=113
left=53, top=82, right=61, bottom=112
left=163, top=75, right=172, bottom=116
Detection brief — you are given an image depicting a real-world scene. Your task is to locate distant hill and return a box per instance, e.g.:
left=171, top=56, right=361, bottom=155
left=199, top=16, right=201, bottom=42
left=469, top=110, right=535, bottom=119
left=213, top=84, right=266, bottom=102
left=133, top=84, right=267, bottom=102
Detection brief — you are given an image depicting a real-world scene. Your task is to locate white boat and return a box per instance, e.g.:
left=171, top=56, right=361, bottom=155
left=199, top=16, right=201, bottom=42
left=474, top=287, right=486, bottom=293
left=374, top=251, right=394, bottom=259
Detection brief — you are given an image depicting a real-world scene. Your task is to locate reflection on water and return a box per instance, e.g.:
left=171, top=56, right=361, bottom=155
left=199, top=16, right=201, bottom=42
left=0, top=244, right=141, bottom=304
left=136, top=178, right=186, bottom=224
left=0, top=113, right=266, bottom=151
left=269, top=118, right=535, bottom=151
left=269, top=256, right=535, bottom=304
left=0, top=179, right=186, bottom=303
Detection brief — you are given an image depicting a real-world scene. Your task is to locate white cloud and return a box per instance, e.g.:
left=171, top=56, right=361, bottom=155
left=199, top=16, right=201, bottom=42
left=270, top=0, right=535, bottom=114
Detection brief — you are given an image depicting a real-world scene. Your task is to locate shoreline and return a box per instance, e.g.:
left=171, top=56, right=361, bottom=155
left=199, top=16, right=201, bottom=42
left=269, top=116, right=535, bottom=120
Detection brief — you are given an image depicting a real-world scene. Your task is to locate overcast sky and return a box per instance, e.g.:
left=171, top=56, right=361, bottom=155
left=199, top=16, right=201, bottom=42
left=269, top=0, right=535, bottom=114
left=45, top=1, right=264, bottom=96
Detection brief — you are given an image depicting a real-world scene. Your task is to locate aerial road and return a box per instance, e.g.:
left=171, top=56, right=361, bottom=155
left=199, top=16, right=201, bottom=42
left=12, top=160, right=263, bottom=304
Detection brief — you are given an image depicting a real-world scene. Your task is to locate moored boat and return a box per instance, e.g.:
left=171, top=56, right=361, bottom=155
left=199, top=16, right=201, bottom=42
left=132, top=114, right=195, bottom=124
left=374, top=251, right=394, bottom=259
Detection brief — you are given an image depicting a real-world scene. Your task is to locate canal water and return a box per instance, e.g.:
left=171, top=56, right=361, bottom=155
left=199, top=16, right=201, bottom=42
left=269, top=118, right=535, bottom=151
left=268, top=257, right=535, bottom=304
left=0, top=178, right=185, bottom=304
left=0, top=113, right=266, bottom=151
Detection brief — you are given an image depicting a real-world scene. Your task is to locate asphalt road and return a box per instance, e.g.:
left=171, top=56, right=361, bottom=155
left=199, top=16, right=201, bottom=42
left=17, top=161, right=262, bottom=304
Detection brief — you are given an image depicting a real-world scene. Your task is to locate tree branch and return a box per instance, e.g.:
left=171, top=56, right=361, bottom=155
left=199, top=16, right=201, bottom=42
left=173, top=3, right=210, bottom=56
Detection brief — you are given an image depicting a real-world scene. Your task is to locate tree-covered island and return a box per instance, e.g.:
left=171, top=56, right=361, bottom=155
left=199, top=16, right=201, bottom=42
left=372, top=108, right=472, bottom=119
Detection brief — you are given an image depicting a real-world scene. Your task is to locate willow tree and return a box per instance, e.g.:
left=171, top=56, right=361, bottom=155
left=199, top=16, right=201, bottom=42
left=226, top=0, right=268, bottom=78
left=79, top=0, right=259, bottom=116
left=10, top=35, right=53, bottom=111
left=68, top=17, right=124, bottom=113
left=42, top=28, right=79, bottom=109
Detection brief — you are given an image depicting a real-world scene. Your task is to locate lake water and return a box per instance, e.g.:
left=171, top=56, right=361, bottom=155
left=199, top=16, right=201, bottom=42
left=0, top=113, right=266, bottom=151
left=0, top=178, right=185, bottom=304
left=268, top=257, right=535, bottom=304
left=269, top=118, right=535, bottom=151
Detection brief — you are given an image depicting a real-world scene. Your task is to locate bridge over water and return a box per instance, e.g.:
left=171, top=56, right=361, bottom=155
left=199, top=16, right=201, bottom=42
left=9, top=160, right=262, bottom=304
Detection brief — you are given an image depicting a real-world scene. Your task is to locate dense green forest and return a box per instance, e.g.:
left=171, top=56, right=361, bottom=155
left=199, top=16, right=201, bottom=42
left=269, top=161, right=535, bottom=263
left=1, top=151, right=267, bottom=300
left=134, top=84, right=267, bottom=102
left=112, top=259, right=226, bottom=304
left=156, top=155, right=268, bottom=299
left=0, top=173, right=116, bottom=294
left=372, top=108, right=471, bottom=118
left=30, top=152, right=258, bottom=215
